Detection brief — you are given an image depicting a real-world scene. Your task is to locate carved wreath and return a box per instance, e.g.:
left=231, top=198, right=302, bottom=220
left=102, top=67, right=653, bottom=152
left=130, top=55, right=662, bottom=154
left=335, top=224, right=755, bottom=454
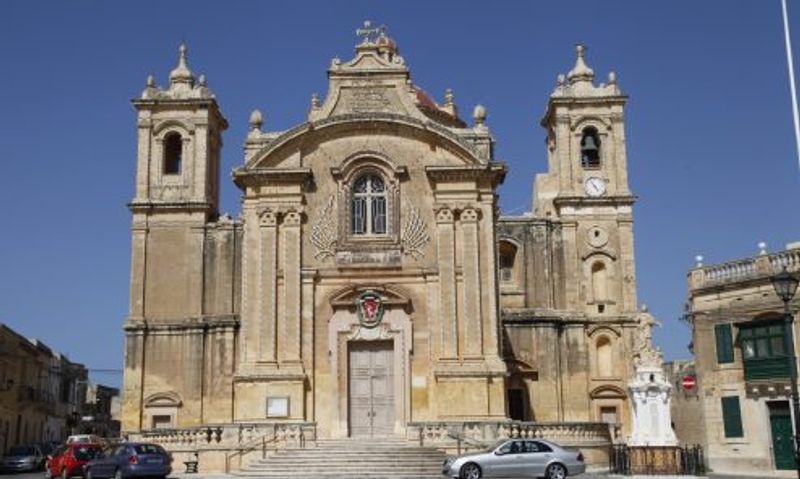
left=310, top=194, right=430, bottom=260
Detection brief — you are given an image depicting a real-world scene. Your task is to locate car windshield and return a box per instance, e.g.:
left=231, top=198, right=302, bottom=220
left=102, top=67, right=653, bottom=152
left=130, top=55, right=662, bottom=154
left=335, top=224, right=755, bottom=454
left=8, top=446, right=36, bottom=456
left=133, top=444, right=164, bottom=455
left=73, top=447, right=101, bottom=461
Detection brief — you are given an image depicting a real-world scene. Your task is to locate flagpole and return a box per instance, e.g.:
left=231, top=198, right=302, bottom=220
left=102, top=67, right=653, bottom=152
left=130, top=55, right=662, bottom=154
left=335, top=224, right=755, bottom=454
left=782, top=0, right=800, bottom=170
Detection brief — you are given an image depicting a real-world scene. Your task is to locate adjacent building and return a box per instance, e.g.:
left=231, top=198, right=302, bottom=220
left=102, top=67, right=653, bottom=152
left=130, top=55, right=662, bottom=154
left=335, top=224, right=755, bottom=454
left=122, top=24, right=658, bottom=470
left=687, top=243, right=800, bottom=474
left=0, top=324, right=88, bottom=452
left=663, top=359, right=704, bottom=446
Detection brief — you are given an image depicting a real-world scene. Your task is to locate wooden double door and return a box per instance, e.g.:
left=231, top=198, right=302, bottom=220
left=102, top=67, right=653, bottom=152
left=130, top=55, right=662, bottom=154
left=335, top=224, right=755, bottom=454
left=349, top=341, right=395, bottom=437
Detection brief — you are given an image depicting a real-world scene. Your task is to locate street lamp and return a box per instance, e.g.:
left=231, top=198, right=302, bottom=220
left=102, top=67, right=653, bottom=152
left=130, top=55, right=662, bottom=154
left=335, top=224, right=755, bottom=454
left=771, top=267, right=800, bottom=477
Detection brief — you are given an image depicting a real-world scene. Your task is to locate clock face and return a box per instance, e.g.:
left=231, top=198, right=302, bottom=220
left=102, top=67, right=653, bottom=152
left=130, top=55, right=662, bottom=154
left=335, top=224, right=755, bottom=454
left=584, top=177, right=606, bottom=197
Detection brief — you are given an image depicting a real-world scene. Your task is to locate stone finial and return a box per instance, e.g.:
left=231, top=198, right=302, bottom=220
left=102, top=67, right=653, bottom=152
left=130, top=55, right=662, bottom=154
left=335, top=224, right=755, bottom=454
left=442, top=88, right=458, bottom=117
left=640, top=303, right=649, bottom=313
left=146, top=75, right=155, bottom=88
left=557, top=73, right=566, bottom=86
left=169, top=43, right=195, bottom=86
left=758, top=241, right=768, bottom=255
left=198, top=74, right=207, bottom=87
left=608, top=71, right=617, bottom=85
left=249, top=109, right=263, bottom=132
left=567, top=43, right=595, bottom=84
left=695, top=255, right=704, bottom=267
left=310, top=92, right=321, bottom=110
left=473, top=104, right=487, bottom=128
left=444, top=88, right=454, bottom=106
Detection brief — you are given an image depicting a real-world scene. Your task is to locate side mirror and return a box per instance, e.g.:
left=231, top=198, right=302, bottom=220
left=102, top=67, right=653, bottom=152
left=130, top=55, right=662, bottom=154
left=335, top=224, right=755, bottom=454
left=494, top=450, right=503, bottom=456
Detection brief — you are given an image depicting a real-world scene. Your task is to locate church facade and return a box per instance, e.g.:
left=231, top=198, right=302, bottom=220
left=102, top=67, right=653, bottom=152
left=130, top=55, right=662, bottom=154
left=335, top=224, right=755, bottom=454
left=122, top=25, right=648, bottom=463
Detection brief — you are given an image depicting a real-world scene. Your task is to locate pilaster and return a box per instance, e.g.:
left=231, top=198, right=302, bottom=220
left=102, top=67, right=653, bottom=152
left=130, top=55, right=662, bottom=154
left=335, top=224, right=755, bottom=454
left=259, top=209, right=279, bottom=363
left=129, top=219, right=148, bottom=319
left=281, top=210, right=302, bottom=363
left=460, top=207, right=483, bottom=357
left=435, top=207, right=457, bottom=359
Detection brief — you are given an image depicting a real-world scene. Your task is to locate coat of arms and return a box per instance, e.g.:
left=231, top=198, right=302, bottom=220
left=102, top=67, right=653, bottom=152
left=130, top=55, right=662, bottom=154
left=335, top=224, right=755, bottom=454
left=356, top=290, right=385, bottom=328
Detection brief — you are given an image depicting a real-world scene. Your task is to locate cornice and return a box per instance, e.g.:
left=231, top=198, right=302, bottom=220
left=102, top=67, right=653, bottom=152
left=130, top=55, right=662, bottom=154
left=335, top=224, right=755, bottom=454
left=244, top=113, right=485, bottom=170
left=425, top=163, right=507, bottom=184
left=232, top=167, right=313, bottom=189
left=552, top=195, right=636, bottom=208
left=127, top=200, right=215, bottom=214
left=123, top=315, right=239, bottom=332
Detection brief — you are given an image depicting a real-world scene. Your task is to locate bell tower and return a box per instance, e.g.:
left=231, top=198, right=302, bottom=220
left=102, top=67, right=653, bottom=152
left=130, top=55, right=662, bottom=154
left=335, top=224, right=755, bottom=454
left=127, top=44, right=228, bottom=323
left=130, top=44, right=227, bottom=219
left=534, top=45, right=638, bottom=316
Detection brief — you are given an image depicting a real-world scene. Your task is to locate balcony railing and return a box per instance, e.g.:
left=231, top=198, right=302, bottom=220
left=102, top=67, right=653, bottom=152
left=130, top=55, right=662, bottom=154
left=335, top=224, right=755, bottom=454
left=690, top=248, right=800, bottom=290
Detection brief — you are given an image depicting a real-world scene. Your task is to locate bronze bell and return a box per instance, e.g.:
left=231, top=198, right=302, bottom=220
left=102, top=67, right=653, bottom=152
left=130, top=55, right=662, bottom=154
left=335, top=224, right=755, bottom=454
left=582, top=135, right=599, bottom=152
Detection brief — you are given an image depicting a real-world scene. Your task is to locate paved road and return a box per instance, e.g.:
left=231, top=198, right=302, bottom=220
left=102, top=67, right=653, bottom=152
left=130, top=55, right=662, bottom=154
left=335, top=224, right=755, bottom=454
left=1, top=472, right=46, bottom=479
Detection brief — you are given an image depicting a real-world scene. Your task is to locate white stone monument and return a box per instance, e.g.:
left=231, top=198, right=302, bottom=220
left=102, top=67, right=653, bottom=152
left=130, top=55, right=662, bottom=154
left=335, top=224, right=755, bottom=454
left=628, top=307, right=678, bottom=446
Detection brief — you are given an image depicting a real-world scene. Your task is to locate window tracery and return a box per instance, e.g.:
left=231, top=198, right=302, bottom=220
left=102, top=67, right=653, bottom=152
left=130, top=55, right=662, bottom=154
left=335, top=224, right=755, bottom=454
left=351, top=174, right=387, bottom=235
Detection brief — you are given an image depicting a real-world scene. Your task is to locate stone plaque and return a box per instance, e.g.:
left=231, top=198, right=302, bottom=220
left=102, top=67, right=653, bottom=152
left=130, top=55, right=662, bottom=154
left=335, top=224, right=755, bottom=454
left=266, top=396, right=290, bottom=418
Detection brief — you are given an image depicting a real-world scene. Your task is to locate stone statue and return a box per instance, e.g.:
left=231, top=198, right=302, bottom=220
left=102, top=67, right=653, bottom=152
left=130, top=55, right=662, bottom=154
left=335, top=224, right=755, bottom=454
left=628, top=305, right=677, bottom=446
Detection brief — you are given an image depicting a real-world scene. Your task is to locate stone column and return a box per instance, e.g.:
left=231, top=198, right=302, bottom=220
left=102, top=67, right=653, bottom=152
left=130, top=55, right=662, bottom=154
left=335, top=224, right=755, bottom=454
left=281, top=210, right=302, bottom=363
left=460, top=207, right=483, bottom=357
left=260, top=209, right=279, bottom=363
left=436, top=207, right=457, bottom=359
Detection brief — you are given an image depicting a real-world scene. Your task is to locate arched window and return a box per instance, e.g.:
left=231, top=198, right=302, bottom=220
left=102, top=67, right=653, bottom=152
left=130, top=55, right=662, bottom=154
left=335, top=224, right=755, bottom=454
left=596, top=336, right=613, bottom=377
left=351, top=174, right=387, bottom=235
left=498, top=241, right=518, bottom=283
left=163, top=133, right=183, bottom=175
left=591, top=261, right=608, bottom=302
left=580, top=127, right=601, bottom=169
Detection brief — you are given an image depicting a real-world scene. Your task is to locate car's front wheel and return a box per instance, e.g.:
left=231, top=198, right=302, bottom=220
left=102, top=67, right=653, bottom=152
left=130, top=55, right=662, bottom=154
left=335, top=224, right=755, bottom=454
left=460, top=462, right=482, bottom=479
left=545, top=463, right=567, bottom=479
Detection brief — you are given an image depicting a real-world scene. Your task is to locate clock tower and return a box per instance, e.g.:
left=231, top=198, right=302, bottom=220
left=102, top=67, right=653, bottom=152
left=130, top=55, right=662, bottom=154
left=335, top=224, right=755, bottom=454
left=533, top=45, right=638, bottom=317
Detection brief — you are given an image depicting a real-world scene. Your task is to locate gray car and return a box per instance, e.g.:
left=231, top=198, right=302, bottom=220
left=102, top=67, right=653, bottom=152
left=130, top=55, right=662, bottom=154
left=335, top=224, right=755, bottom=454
left=442, top=439, right=585, bottom=479
left=0, top=444, right=47, bottom=473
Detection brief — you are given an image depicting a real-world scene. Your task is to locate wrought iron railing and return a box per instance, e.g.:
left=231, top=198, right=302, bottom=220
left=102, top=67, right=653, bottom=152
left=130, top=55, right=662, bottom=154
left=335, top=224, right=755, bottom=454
left=609, top=444, right=705, bottom=476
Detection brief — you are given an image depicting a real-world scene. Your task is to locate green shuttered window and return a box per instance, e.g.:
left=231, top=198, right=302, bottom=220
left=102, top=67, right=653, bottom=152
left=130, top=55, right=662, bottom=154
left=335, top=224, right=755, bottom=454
left=721, top=396, right=743, bottom=438
left=715, top=323, right=734, bottom=364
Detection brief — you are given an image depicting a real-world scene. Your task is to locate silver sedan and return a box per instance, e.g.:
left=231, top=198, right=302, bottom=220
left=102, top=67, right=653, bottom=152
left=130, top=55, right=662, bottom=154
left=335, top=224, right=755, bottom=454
left=442, top=438, right=586, bottom=479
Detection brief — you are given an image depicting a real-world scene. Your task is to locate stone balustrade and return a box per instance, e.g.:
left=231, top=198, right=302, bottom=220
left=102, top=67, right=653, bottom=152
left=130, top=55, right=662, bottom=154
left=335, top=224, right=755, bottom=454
left=132, top=421, right=316, bottom=453
left=408, top=420, right=613, bottom=449
left=690, top=248, right=800, bottom=290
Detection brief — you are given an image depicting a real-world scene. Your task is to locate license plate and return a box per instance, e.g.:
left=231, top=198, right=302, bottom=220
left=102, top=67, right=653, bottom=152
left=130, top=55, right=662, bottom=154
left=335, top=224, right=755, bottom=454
left=146, top=458, right=162, bottom=464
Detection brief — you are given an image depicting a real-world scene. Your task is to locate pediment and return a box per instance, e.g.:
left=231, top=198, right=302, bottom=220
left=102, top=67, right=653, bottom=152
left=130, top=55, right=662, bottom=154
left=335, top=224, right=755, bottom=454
left=144, top=391, right=182, bottom=408
left=242, top=115, right=485, bottom=172
left=590, top=384, right=627, bottom=399
left=328, top=284, right=412, bottom=311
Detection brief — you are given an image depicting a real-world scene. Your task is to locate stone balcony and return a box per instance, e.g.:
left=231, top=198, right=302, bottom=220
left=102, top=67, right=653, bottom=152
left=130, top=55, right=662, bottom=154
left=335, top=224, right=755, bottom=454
left=688, top=246, right=800, bottom=293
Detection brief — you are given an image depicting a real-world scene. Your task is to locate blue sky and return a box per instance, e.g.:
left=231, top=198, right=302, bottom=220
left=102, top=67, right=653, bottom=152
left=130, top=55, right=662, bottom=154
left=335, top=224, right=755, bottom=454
left=1, top=1, right=798, bottom=386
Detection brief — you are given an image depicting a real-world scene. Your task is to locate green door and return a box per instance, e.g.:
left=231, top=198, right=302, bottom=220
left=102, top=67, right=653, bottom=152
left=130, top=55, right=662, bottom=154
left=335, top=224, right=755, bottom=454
left=770, top=407, right=795, bottom=470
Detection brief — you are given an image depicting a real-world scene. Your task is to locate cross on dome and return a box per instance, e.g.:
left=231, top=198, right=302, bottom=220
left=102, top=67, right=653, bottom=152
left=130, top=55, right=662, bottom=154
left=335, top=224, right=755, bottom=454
left=356, top=20, right=380, bottom=45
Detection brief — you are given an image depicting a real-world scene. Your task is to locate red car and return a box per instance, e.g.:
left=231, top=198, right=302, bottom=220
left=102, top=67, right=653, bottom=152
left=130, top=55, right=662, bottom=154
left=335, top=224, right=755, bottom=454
left=47, top=443, right=103, bottom=479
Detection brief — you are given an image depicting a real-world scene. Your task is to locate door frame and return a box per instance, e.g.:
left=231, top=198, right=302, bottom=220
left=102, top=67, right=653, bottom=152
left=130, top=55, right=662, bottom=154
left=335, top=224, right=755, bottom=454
left=329, top=308, right=412, bottom=438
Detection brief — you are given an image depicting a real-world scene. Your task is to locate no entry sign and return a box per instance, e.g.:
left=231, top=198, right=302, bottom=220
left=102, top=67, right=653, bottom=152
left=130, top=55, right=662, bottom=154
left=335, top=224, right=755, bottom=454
left=682, top=375, right=697, bottom=391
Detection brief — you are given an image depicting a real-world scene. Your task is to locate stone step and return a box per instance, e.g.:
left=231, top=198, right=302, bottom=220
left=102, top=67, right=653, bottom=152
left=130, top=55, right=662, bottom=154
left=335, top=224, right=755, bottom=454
left=236, top=437, right=447, bottom=478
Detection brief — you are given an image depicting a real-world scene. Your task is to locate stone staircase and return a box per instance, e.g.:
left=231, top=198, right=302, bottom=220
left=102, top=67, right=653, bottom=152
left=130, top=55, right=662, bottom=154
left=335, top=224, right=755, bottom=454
left=236, top=437, right=448, bottom=478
